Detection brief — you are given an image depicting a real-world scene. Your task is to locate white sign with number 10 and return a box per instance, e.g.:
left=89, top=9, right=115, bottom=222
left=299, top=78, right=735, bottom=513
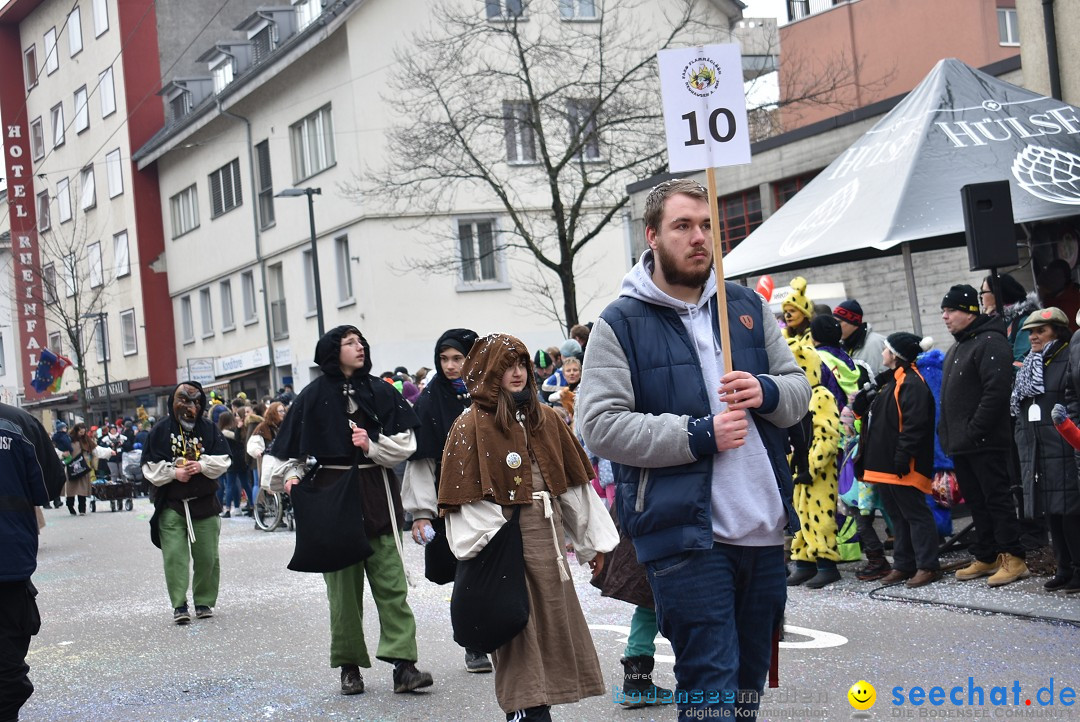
left=658, top=44, right=751, bottom=172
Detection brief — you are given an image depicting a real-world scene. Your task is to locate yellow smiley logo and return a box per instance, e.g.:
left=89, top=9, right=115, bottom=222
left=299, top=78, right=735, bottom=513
left=848, top=680, right=876, bottom=711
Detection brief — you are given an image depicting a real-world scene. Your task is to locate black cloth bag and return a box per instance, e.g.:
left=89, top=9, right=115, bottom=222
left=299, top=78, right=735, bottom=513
left=287, top=462, right=374, bottom=573
left=66, top=453, right=89, bottom=480
left=450, top=506, right=528, bottom=653
left=424, top=516, right=457, bottom=585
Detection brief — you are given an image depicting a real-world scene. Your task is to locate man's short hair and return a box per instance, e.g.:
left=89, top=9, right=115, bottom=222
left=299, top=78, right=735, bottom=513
left=644, top=178, right=709, bottom=233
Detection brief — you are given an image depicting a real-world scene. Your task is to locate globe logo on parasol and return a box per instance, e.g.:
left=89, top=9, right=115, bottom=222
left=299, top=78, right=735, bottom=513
left=1012, top=145, right=1080, bottom=205
left=779, top=178, right=860, bottom=257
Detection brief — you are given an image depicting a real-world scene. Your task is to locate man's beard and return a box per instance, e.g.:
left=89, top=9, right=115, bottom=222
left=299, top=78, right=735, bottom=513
left=655, top=241, right=710, bottom=288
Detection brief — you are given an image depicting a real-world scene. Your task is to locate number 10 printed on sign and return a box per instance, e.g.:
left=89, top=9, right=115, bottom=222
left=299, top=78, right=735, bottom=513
left=657, top=44, right=752, bottom=173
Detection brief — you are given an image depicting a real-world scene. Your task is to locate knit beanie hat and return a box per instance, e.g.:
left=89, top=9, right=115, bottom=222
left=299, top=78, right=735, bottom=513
left=810, top=315, right=843, bottom=347
left=886, top=332, right=928, bottom=363
left=560, top=338, right=583, bottom=360
left=940, top=284, right=980, bottom=314
left=781, top=277, right=814, bottom=318
left=534, top=349, right=553, bottom=368
left=833, top=299, right=863, bottom=325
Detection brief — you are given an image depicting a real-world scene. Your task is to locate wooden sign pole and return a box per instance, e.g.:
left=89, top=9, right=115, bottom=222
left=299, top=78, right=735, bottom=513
left=706, top=167, right=733, bottom=373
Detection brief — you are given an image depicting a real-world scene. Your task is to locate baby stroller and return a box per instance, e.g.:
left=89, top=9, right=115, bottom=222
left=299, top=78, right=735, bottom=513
left=89, top=462, right=134, bottom=512
left=122, top=445, right=148, bottom=497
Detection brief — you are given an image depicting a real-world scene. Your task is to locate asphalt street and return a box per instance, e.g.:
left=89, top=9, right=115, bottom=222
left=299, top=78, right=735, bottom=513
left=18, top=499, right=1080, bottom=721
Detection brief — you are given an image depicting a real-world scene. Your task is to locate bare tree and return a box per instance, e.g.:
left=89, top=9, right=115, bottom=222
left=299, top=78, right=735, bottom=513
left=355, top=0, right=887, bottom=329
left=28, top=199, right=118, bottom=420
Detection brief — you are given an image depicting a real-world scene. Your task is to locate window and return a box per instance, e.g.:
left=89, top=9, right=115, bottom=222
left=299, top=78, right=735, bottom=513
left=241, top=271, right=257, bottom=323
left=170, top=185, right=199, bottom=237
left=49, top=331, right=63, bottom=356
left=220, top=280, right=235, bottom=331
left=68, top=9, right=83, bottom=56
left=74, top=86, right=89, bottom=133
left=302, top=250, right=316, bottom=313
left=559, top=0, right=597, bottom=19
left=99, top=67, right=116, bottom=117
left=63, top=254, right=77, bottom=298
left=486, top=0, right=524, bottom=19
left=209, top=159, right=242, bottom=217
left=57, top=178, right=71, bottom=223
left=718, top=189, right=763, bottom=253
left=773, top=171, right=819, bottom=210
left=37, top=191, right=50, bottom=232
left=44, top=28, right=58, bottom=74
left=268, top=264, right=288, bottom=339
left=93, top=0, right=109, bottom=37
left=336, top=236, right=354, bottom=302
left=211, top=58, right=234, bottom=94
left=295, top=0, right=321, bottom=29
left=169, top=91, right=191, bottom=123
left=458, top=219, right=501, bottom=283
left=23, top=45, right=37, bottom=89
left=94, top=316, right=110, bottom=362
left=998, top=8, right=1019, bottom=45
left=120, top=310, right=137, bottom=355
left=30, top=118, right=44, bottom=160
left=51, top=103, right=65, bottom=148
left=88, top=242, right=103, bottom=287
left=180, top=296, right=194, bottom=343
left=255, top=140, right=275, bottom=228
left=43, top=264, right=57, bottom=304
left=567, top=99, right=600, bottom=160
left=106, top=148, right=124, bottom=198
left=503, top=101, right=536, bottom=163
left=290, top=105, right=335, bottom=181
left=252, top=25, right=276, bottom=64
left=80, top=166, right=96, bottom=210
left=199, top=288, right=214, bottom=337
left=113, top=231, right=129, bottom=278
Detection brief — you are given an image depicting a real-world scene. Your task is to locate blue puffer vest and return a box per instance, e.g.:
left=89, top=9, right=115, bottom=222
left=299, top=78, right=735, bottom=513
left=600, top=283, right=798, bottom=562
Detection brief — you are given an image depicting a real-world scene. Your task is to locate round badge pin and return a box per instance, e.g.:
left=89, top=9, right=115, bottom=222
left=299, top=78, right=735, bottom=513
left=506, top=452, right=522, bottom=469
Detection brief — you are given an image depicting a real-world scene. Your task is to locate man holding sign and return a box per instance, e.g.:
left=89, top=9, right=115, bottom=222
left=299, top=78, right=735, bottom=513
left=578, top=179, right=809, bottom=717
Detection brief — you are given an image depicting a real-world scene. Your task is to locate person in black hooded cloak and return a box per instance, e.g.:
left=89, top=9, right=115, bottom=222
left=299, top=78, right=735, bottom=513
left=263, top=325, right=433, bottom=697
left=401, top=328, right=493, bottom=674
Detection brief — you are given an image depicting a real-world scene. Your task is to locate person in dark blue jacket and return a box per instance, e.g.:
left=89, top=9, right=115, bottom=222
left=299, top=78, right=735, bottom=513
left=0, top=402, right=67, bottom=720
left=578, top=179, right=810, bottom=720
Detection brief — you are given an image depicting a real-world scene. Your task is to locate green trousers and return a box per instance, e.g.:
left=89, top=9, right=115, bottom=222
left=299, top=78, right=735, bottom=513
left=159, top=508, right=220, bottom=609
left=624, top=605, right=659, bottom=658
left=323, top=533, right=417, bottom=669
left=321, top=533, right=414, bottom=669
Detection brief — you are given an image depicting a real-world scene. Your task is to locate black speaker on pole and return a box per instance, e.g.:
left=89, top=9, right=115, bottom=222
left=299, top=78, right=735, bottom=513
left=962, top=180, right=1019, bottom=271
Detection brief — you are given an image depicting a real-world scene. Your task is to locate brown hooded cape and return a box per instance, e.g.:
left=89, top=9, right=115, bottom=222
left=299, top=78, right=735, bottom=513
left=438, top=334, right=593, bottom=510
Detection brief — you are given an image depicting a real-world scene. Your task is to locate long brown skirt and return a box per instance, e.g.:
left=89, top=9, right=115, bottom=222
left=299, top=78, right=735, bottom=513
left=63, top=474, right=91, bottom=497
left=491, top=469, right=606, bottom=712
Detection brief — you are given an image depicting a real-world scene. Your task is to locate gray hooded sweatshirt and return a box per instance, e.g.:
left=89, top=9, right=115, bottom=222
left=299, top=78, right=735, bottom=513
left=578, top=251, right=810, bottom=546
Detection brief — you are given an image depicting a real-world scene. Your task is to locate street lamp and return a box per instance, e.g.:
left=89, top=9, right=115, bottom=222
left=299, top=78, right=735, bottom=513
left=81, top=311, right=112, bottom=425
left=275, top=187, right=324, bottom=337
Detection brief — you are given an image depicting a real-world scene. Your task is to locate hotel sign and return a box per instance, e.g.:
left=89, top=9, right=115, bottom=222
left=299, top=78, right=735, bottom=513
left=5, top=122, right=49, bottom=401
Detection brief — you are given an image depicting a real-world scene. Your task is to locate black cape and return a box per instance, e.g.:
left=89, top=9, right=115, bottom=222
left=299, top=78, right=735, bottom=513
left=270, top=325, right=420, bottom=463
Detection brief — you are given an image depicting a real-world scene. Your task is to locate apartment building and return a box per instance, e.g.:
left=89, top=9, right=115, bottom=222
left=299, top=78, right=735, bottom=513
left=133, top=0, right=747, bottom=395
left=0, top=0, right=265, bottom=420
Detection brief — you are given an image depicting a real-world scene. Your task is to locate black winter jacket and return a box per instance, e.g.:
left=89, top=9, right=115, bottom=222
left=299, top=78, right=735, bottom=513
left=938, top=314, right=1014, bottom=456
left=1018, top=340, right=1079, bottom=517
left=857, top=366, right=935, bottom=490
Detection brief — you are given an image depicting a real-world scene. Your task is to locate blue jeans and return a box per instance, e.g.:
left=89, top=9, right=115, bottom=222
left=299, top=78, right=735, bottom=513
left=222, top=471, right=243, bottom=509
left=645, top=542, right=786, bottom=717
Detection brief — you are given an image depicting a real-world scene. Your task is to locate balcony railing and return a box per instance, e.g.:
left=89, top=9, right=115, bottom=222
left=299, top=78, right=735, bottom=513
left=787, top=0, right=851, bottom=22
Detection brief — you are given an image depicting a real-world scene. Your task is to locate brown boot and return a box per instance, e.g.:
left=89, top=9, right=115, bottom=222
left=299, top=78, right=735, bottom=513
left=987, top=553, right=1030, bottom=588
left=856, top=550, right=891, bottom=581
left=905, top=569, right=942, bottom=588
left=880, top=569, right=914, bottom=584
